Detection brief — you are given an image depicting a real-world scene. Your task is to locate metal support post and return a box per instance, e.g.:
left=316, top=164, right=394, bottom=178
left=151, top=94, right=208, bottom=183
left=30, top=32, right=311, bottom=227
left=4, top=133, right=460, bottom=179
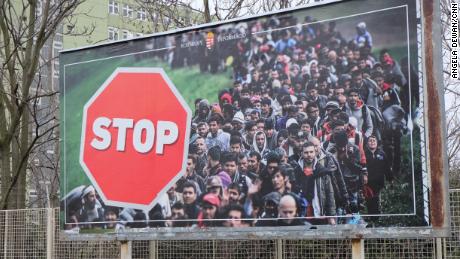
left=149, top=240, right=157, bottom=259
left=276, top=239, right=283, bottom=259
left=435, top=238, right=443, bottom=259
left=46, top=208, right=55, bottom=259
left=3, top=211, right=8, bottom=259
left=120, top=241, right=132, bottom=259
left=352, top=239, right=364, bottom=259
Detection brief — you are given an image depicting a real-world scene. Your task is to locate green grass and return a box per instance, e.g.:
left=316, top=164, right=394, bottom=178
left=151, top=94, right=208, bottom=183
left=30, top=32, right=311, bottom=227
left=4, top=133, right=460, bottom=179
left=61, top=57, right=231, bottom=194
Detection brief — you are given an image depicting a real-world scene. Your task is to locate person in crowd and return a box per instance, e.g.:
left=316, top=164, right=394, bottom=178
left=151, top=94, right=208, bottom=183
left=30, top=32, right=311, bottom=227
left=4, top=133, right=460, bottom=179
left=222, top=152, right=252, bottom=197
left=264, top=119, right=278, bottom=150
left=193, top=99, right=211, bottom=124
left=355, top=22, right=373, bottom=49
left=237, top=153, right=249, bottom=176
left=198, top=193, right=221, bottom=228
left=328, top=130, right=367, bottom=214
left=227, top=183, right=243, bottom=205
left=77, top=185, right=104, bottom=228
left=364, top=135, right=392, bottom=215
left=206, top=114, right=231, bottom=151
left=311, top=137, right=350, bottom=216
left=103, top=206, right=124, bottom=230
left=276, top=194, right=311, bottom=226
left=222, top=204, right=248, bottom=227
left=242, top=121, right=258, bottom=150
left=177, top=154, right=206, bottom=194
left=206, top=175, right=225, bottom=200
left=167, top=202, right=190, bottom=227
left=204, top=146, right=222, bottom=179
left=294, top=142, right=336, bottom=224
left=252, top=130, right=270, bottom=159
left=344, top=88, right=374, bottom=139
left=182, top=181, right=200, bottom=220
left=247, top=151, right=265, bottom=180
left=306, top=81, right=328, bottom=117
left=193, top=136, right=208, bottom=177
left=255, top=192, right=282, bottom=226
left=166, top=183, right=183, bottom=208
left=260, top=152, right=282, bottom=196
left=230, top=135, right=244, bottom=154
left=306, top=103, right=323, bottom=137
left=196, top=122, right=209, bottom=138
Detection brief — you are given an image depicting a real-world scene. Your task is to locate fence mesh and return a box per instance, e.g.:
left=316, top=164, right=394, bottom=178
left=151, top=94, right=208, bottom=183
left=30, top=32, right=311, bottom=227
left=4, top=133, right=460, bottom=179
left=0, top=190, right=457, bottom=258
left=446, top=189, right=460, bottom=259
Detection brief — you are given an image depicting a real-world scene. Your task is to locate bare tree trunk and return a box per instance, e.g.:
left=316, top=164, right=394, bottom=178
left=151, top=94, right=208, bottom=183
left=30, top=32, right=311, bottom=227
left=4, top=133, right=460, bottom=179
left=10, top=134, right=19, bottom=209
left=203, top=0, right=211, bottom=23
left=16, top=111, right=29, bottom=209
left=0, top=145, right=11, bottom=207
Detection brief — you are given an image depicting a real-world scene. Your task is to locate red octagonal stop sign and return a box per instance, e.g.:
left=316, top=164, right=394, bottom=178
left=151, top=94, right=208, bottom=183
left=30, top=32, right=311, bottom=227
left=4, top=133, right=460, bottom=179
left=80, top=67, right=191, bottom=210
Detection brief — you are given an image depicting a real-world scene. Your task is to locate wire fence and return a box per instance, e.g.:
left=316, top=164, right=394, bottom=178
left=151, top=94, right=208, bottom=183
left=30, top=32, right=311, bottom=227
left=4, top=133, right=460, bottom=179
left=0, top=190, right=458, bottom=258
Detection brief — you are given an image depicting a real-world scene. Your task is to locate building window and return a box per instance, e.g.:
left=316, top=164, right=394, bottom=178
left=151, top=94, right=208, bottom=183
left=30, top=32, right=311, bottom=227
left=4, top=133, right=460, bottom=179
left=137, top=8, right=147, bottom=21
left=52, top=40, right=62, bottom=50
left=108, top=27, right=119, bottom=41
left=108, top=1, right=119, bottom=15
left=122, top=4, right=133, bottom=18
left=33, top=159, right=40, bottom=166
left=29, top=190, right=38, bottom=197
left=122, top=30, right=131, bottom=40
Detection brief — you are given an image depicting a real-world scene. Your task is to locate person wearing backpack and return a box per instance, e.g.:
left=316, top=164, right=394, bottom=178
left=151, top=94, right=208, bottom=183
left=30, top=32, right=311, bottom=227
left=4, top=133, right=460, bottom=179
left=344, top=88, right=374, bottom=139
left=351, top=70, right=382, bottom=108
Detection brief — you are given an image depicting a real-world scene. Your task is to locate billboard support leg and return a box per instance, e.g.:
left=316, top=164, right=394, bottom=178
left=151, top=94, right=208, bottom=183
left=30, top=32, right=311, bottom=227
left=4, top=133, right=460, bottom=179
left=276, top=239, right=283, bottom=259
left=149, top=240, right=157, bottom=259
left=120, top=241, right=132, bottom=259
left=46, top=208, right=55, bottom=259
left=435, top=238, right=443, bottom=259
left=352, top=239, right=364, bottom=259
left=3, top=211, right=7, bottom=259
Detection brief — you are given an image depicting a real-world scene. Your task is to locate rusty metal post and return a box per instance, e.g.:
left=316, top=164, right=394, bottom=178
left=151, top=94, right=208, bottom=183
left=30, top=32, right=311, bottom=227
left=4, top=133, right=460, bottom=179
left=421, top=0, right=451, bottom=231
left=352, top=239, right=364, bottom=259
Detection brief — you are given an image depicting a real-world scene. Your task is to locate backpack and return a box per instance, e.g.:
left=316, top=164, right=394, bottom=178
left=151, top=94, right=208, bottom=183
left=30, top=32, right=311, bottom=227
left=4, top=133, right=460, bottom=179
left=362, top=105, right=385, bottom=141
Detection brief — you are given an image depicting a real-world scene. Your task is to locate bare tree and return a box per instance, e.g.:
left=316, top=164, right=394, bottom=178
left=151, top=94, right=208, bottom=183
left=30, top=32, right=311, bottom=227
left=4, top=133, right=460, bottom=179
left=0, top=0, right=83, bottom=209
left=136, top=0, right=319, bottom=32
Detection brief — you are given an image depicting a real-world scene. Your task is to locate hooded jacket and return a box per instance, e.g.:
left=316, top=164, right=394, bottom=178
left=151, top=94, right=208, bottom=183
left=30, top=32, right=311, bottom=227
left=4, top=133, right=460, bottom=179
left=251, top=131, right=270, bottom=159
left=192, top=99, right=211, bottom=124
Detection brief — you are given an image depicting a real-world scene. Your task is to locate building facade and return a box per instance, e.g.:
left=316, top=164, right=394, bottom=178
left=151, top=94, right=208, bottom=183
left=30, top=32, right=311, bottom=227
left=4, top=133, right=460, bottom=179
left=63, top=0, right=153, bottom=49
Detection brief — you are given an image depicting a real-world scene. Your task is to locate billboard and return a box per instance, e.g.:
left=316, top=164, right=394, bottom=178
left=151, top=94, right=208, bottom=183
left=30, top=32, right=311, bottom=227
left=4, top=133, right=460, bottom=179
left=60, top=0, right=450, bottom=239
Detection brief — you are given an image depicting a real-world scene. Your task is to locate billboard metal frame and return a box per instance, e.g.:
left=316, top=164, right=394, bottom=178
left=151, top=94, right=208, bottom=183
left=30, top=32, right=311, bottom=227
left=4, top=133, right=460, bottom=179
left=60, top=0, right=450, bottom=240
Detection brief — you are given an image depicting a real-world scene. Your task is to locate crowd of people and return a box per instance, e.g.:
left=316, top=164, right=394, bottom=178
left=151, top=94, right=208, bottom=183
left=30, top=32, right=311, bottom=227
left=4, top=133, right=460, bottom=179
left=63, top=14, right=415, bottom=231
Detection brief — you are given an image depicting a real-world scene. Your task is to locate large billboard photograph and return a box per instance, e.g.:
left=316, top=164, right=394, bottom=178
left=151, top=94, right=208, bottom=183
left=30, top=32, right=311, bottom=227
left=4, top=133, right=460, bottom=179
left=60, top=0, right=448, bottom=238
